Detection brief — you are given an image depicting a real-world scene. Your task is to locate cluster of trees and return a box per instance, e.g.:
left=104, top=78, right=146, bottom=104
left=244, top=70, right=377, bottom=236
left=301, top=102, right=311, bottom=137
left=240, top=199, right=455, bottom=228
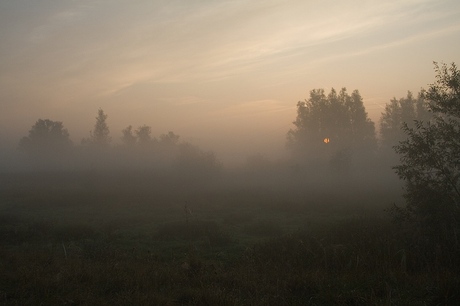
left=394, top=63, right=459, bottom=246
left=287, top=85, right=433, bottom=170
left=15, top=61, right=460, bottom=248
left=286, top=88, right=376, bottom=171
left=288, top=62, right=459, bottom=247
left=18, top=108, right=221, bottom=175
left=18, top=119, right=72, bottom=156
left=379, top=91, right=431, bottom=149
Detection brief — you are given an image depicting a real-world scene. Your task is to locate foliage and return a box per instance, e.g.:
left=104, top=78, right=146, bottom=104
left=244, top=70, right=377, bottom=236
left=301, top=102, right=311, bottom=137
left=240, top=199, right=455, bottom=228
left=118, top=124, right=220, bottom=175
left=18, top=119, right=72, bottom=156
left=287, top=88, right=376, bottom=168
left=121, top=126, right=179, bottom=148
left=135, top=124, right=153, bottom=145
left=83, top=108, right=111, bottom=146
left=121, top=125, right=136, bottom=146
left=393, top=62, right=460, bottom=245
left=159, top=131, right=180, bottom=146
left=121, top=124, right=157, bottom=147
left=379, top=91, right=431, bottom=148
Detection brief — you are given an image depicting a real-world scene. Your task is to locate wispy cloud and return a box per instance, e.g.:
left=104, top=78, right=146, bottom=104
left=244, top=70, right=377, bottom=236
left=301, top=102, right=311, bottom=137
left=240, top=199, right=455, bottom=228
left=311, top=22, right=460, bottom=66
left=213, top=99, right=294, bottom=119
left=1, top=0, right=459, bottom=114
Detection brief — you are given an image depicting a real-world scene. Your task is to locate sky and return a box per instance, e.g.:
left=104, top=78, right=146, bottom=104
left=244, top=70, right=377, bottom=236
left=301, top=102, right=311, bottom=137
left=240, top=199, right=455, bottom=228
left=1, top=0, right=459, bottom=164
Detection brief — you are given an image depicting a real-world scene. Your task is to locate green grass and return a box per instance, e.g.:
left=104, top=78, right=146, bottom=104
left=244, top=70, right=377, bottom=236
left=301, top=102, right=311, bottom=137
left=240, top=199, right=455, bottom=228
left=0, top=171, right=459, bottom=305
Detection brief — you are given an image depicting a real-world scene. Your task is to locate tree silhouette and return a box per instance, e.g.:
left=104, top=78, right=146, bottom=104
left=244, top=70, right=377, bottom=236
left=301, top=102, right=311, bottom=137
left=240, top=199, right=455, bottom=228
left=159, top=131, right=180, bottom=146
left=379, top=91, right=431, bottom=148
left=18, top=119, right=72, bottom=156
left=287, top=88, right=376, bottom=169
left=393, top=62, right=460, bottom=244
left=83, top=108, right=111, bottom=146
left=135, top=125, right=152, bottom=146
left=121, top=125, right=137, bottom=146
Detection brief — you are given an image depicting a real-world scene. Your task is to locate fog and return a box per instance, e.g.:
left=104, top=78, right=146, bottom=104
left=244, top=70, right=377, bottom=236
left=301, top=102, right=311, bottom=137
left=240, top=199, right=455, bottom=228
left=1, top=0, right=459, bottom=169
left=0, top=103, right=405, bottom=214
left=2, top=2, right=460, bottom=303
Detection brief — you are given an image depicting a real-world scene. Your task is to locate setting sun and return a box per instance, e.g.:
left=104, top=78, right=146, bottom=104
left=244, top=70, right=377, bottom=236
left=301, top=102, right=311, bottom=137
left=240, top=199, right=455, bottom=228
left=0, top=2, right=459, bottom=303
left=0, top=0, right=459, bottom=164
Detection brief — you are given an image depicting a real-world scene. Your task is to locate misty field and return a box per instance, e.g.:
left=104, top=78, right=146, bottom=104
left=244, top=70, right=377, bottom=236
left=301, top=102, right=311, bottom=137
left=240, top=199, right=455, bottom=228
left=1, top=170, right=459, bottom=306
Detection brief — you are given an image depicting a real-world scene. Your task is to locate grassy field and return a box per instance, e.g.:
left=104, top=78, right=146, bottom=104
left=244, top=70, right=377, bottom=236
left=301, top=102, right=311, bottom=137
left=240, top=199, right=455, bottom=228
left=1, top=170, right=459, bottom=305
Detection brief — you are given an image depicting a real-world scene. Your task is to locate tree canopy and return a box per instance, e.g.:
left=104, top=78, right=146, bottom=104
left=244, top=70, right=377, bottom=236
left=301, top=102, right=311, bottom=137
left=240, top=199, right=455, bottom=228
left=135, top=125, right=153, bottom=146
left=287, top=88, right=376, bottom=167
left=18, top=119, right=72, bottom=156
left=83, top=108, right=111, bottom=146
left=379, top=91, right=431, bottom=148
left=121, top=125, right=137, bottom=146
left=393, top=62, right=460, bottom=244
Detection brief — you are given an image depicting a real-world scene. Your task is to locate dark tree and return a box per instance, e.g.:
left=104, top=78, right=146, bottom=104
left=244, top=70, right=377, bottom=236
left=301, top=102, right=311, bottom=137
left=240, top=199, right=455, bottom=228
left=135, top=125, right=152, bottom=146
left=83, top=108, right=111, bottom=146
left=393, top=62, right=460, bottom=244
left=121, top=125, right=137, bottom=146
left=379, top=91, right=431, bottom=148
left=287, top=88, right=376, bottom=168
left=159, top=131, right=180, bottom=146
left=19, top=119, right=72, bottom=155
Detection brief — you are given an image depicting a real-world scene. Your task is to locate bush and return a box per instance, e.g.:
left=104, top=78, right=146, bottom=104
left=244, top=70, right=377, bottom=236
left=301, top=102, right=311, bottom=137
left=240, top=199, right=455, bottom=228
left=394, top=62, right=460, bottom=247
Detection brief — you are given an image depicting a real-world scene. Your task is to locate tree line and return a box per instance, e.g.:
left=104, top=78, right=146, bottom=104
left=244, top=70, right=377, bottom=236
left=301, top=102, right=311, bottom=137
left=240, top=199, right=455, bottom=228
left=13, top=62, right=460, bottom=250
left=288, top=62, right=459, bottom=248
left=17, top=108, right=221, bottom=175
left=287, top=84, right=433, bottom=170
left=19, top=88, right=432, bottom=169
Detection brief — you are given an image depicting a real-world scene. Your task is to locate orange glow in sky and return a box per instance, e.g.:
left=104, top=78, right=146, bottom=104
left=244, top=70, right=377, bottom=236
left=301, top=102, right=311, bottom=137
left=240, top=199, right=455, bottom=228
left=1, top=1, right=459, bottom=163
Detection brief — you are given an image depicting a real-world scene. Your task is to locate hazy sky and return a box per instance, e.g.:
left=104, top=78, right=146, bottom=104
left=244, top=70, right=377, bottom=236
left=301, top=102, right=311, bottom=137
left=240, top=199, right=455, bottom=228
left=1, top=0, right=459, bottom=163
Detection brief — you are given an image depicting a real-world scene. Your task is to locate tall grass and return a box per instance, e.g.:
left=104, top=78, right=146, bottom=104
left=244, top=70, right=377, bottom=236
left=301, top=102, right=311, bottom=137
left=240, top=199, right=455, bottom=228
left=0, top=171, right=458, bottom=305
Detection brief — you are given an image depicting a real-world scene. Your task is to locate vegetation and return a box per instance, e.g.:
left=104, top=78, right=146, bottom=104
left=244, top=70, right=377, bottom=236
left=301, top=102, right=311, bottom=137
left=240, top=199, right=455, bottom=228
left=0, top=171, right=458, bottom=305
left=2, top=62, right=459, bottom=304
left=18, top=119, right=72, bottom=156
left=393, top=62, right=460, bottom=248
left=16, top=110, right=220, bottom=175
left=83, top=108, right=111, bottom=147
left=287, top=88, right=376, bottom=171
left=379, top=91, right=431, bottom=149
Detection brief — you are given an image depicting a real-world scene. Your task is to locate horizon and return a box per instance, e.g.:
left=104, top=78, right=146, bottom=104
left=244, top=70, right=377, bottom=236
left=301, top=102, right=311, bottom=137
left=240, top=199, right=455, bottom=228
left=1, top=0, right=460, bottom=164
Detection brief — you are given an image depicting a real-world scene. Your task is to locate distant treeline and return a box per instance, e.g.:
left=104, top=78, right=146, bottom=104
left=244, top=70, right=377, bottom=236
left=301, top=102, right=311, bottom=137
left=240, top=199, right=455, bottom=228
left=287, top=88, right=432, bottom=170
left=13, top=109, right=221, bottom=175
left=12, top=87, right=431, bottom=174
left=4, top=62, right=460, bottom=254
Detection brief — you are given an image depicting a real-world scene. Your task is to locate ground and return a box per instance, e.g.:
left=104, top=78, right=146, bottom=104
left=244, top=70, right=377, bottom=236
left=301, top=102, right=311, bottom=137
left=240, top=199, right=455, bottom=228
left=0, top=171, right=458, bottom=305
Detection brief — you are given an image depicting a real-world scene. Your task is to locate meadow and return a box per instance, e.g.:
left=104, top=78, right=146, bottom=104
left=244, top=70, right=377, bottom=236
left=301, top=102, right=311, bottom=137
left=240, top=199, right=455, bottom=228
left=1, top=169, right=459, bottom=305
